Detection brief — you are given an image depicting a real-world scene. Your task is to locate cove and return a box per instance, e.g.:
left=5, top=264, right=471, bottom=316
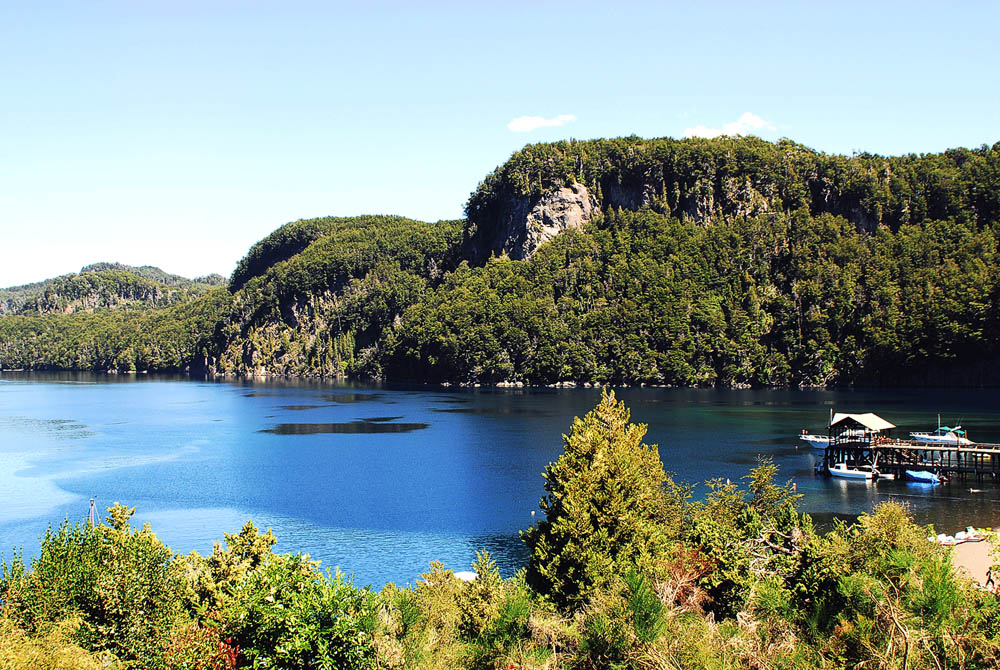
left=1, top=372, right=999, bottom=587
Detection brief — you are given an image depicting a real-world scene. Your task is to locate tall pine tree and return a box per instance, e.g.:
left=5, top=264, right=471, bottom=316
left=522, top=390, right=672, bottom=608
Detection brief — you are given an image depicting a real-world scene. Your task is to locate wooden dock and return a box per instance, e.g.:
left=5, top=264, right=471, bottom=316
left=824, top=439, right=1000, bottom=482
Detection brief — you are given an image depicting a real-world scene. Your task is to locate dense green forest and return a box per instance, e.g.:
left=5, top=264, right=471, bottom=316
left=1, top=136, right=999, bottom=386
left=0, top=263, right=223, bottom=316
left=2, top=393, right=999, bottom=669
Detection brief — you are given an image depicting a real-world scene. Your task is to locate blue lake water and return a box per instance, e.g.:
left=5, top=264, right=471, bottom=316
left=1, top=372, right=999, bottom=587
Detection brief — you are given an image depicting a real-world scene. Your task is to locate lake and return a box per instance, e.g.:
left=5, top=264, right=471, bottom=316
left=1, top=372, right=999, bottom=587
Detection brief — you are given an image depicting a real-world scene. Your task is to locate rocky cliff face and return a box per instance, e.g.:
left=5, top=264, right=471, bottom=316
left=511, top=183, right=596, bottom=259
left=466, top=183, right=597, bottom=262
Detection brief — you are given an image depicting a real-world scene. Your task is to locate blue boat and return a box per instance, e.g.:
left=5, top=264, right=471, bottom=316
left=906, top=469, right=941, bottom=484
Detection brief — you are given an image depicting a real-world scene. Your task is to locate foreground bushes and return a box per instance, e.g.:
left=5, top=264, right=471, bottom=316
left=3, top=392, right=1000, bottom=668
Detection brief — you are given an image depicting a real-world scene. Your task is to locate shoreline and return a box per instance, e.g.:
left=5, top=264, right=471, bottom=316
left=951, top=540, right=996, bottom=587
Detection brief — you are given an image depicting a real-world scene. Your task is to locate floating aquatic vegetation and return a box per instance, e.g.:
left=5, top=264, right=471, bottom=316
left=260, top=419, right=428, bottom=435
left=320, top=393, right=385, bottom=404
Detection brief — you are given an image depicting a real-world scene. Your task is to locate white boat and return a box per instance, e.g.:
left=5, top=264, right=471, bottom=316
left=799, top=427, right=865, bottom=448
left=910, top=426, right=972, bottom=446
left=799, top=433, right=830, bottom=449
left=828, top=453, right=893, bottom=480
left=828, top=462, right=875, bottom=480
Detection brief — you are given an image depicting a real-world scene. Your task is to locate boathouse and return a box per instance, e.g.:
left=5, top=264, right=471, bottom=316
left=823, top=412, right=1000, bottom=482
left=825, top=412, right=895, bottom=469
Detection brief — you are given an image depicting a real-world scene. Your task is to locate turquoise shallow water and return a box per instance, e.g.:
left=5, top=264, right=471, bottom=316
left=1, top=373, right=999, bottom=586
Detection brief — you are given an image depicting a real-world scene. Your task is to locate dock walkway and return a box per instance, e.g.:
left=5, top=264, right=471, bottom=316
left=825, top=439, right=1000, bottom=482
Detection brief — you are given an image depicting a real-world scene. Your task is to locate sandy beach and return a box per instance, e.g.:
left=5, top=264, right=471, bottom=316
left=951, top=541, right=996, bottom=587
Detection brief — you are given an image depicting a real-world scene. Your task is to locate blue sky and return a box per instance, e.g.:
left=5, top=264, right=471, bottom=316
left=2, top=1, right=998, bottom=286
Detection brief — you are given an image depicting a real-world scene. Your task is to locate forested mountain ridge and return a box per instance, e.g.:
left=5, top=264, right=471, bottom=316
left=1, top=135, right=999, bottom=386
left=462, top=136, right=1000, bottom=262
left=0, top=263, right=224, bottom=316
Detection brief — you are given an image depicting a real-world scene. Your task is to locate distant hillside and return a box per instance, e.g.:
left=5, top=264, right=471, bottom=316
left=80, top=262, right=225, bottom=287
left=2, top=136, right=999, bottom=386
left=218, top=215, right=463, bottom=377
left=0, top=264, right=223, bottom=316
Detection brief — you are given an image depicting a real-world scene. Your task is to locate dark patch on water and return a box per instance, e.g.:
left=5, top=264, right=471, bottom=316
left=361, top=416, right=404, bottom=423
left=55, top=423, right=88, bottom=432
left=1, top=417, right=94, bottom=440
left=432, top=407, right=552, bottom=417
left=723, top=454, right=772, bottom=466
left=280, top=405, right=325, bottom=411
left=746, top=437, right=801, bottom=446
left=432, top=396, right=472, bottom=404
left=260, top=420, right=428, bottom=435
left=321, top=393, right=385, bottom=404
left=244, top=392, right=275, bottom=397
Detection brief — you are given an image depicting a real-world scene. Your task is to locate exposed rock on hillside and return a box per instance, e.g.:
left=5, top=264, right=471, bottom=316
left=469, top=183, right=596, bottom=262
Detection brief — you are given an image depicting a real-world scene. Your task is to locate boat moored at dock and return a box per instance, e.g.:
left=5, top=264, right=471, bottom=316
left=828, top=462, right=893, bottom=480
left=808, top=409, right=1000, bottom=483
left=906, top=469, right=943, bottom=484
left=910, top=426, right=973, bottom=446
left=828, top=462, right=874, bottom=479
left=799, top=432, right=830, bottom=448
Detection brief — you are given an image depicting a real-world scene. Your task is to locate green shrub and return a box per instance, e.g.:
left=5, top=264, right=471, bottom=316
left=0, top=616, right=122, bottom=670
left=0, top=504, right=185, bottom=668
left=221, top=554, right=377, bottom=670
left=457, top=552, right=504, bottom=639
left=182, top=520, right=277, bottom=617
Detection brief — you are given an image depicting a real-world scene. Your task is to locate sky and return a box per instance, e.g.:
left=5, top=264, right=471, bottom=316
left=2, top=1, right=998, bottom=287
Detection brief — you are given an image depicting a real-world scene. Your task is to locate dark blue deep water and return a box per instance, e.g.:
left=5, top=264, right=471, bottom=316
left=2, top=372, right=999, bottom=587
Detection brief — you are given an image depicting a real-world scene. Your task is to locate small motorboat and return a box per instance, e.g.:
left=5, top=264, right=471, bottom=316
left=828, top=462, right=875, bottom=480
left=906, top=469, right=942, bottom=484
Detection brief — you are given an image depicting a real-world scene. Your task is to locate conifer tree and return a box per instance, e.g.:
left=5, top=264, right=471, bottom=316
left=522, top=390, right=670, bottom=608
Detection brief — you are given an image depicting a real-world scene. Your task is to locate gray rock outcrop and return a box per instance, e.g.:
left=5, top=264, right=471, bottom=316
left=471, top=183, right=596, bottom=262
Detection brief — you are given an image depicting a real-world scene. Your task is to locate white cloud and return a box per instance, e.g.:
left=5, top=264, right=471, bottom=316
left=507, top=114, right=577, bottom=132
left=683, top=112, right=776, bottom=139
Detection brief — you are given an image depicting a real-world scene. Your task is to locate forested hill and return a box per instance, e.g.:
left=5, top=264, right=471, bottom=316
left=0, top=263, right=224, bottom=316
left=462, top=136, right=1000, bottom=262
left=1, top=136, right=999, bottom=386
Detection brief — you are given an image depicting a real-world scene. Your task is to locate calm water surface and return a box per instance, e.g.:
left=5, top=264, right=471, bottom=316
left=2, top=373, right=999, bottom=586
